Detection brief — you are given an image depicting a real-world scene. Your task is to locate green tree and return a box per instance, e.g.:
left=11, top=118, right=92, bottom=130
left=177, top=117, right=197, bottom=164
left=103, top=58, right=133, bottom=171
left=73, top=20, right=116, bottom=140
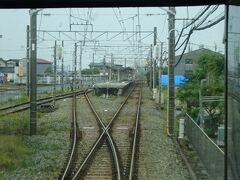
left=81, top=68, right=100, bottom=75
left=176, top=51, right=224, bottom=137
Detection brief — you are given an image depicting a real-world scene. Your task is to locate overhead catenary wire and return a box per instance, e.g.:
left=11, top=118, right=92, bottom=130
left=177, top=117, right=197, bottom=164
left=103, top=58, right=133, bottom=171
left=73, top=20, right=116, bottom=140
left=174, top=5, right=222, bottom=67
left=112, top=8, right=139, bottom=58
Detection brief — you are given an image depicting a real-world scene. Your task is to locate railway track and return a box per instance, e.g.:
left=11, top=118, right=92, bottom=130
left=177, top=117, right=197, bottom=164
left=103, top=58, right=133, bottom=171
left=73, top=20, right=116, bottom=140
left=0, top=90, right=89, bottom=116
left=59, top=83, right=142, bottom=179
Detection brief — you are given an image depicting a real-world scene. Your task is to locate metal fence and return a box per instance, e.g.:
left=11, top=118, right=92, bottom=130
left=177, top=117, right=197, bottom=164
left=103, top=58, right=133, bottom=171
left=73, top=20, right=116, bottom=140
left=185, top=113, right=224, bottom=180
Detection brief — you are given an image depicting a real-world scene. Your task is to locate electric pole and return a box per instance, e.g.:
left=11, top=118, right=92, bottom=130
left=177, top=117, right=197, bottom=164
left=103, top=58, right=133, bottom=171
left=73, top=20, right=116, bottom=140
left=74, top=43, right=77, bottom=91
left=110, top=53, right=113, bottom=81
left=53, top=40, right=57, bottom=106
left=150, top=44, right=153, bottom=89
left=29, top=9, right=37, bottom=135
left=153, top=27, right=157, bottom=90
left=168, top=7, right=176, bottom=136
left=61, top=41, right=64, bottom=92
left=26, top=25, right=30, bottom=97
left=159, top=42, right=163, bottom=107
left=79, top=42, right=83, bottom=89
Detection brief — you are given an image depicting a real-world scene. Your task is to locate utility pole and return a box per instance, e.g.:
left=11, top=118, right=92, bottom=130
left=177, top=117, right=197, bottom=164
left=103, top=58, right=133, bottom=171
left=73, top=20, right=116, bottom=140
left=61, top=41, right=64, bottom=92
left=79, top=42, right=83, bottom=89
left=92, top=52, right=95, bottom=86
left=153, top=27, right=157, bottom=89
left=92, top=52, right=95, bottom=68
left=109, top=53, right=113, bottom=81
left=159, top=42, right=163, bottom=107
left=74, top=43, right=77, bottom=91
left=29, top=9, right=37, bottom=135
left=168, top=7, right=176, bottom=136
left=26, top=25, right=30, bottom=97
left=53, top=40, right=57, bottom=106
left=150, top=44, right=153, bottom=89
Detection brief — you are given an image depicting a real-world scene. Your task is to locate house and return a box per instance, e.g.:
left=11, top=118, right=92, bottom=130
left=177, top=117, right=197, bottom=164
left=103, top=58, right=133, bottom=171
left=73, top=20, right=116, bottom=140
left=0, top=58, right=52, bottom=83
left=0, top=58, right=19, bottom=82
left=174, top=48, right=218, bottom=75
left=20, top=58, right=52, bottom=76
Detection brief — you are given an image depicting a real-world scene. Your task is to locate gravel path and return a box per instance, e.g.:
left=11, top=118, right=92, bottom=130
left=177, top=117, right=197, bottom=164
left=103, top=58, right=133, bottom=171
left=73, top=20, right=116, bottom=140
left=139, top=86, right=190, bottom=180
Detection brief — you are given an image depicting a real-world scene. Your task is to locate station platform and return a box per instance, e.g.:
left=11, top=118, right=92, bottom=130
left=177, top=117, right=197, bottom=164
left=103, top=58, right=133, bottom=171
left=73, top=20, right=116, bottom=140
left=93, top=81, right=133, bottom=96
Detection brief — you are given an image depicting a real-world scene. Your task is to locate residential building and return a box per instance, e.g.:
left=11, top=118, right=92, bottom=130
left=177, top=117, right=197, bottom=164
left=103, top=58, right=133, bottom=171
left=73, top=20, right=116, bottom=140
left=20, top=58, right=52, bottom=76
left=0, top=58, right=19, bottom=82
left=0, top=58, right=52, bottom=83
left=174, top=48, right=218, bottom=75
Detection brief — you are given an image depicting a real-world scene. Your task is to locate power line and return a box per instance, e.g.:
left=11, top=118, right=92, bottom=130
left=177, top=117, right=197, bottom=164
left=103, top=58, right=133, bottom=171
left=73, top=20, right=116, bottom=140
left=175, top=6, right=211, bottom=47
left=174, top=7, right=223, bottom=67
left=176, top=5, right=219, bottom=51
left=195, top=13, right=224, bottom=31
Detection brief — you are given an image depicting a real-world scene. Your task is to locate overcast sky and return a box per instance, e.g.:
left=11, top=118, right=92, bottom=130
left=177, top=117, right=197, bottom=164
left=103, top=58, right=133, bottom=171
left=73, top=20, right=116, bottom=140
left=0, top=6, right=225, bottom=69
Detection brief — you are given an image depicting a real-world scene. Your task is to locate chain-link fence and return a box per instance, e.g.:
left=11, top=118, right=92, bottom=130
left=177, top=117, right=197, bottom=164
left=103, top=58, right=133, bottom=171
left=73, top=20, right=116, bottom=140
left=185, top=113, right=224, bottom=180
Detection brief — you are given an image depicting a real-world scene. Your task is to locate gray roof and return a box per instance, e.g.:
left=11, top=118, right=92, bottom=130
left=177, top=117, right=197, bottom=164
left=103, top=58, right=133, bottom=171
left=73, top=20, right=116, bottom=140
left=175, top=48, right=215, bottom=66
left=89, top=62, right=122, bottom=68
left=89, top=62, right=134, bottom=71
left=94, top=81, right=131, bottom=88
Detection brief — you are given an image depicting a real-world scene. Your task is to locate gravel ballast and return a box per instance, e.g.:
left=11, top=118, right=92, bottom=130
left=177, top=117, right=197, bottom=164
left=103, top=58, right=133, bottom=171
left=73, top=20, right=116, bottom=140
left=138, top=86, right=190, bottom=180
left=0, top=85, right=191, bottom=179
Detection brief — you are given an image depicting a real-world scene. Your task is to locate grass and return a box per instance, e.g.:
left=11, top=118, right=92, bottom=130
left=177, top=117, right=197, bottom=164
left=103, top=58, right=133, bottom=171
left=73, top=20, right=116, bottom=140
left=0, top=112, right=29, bottom=135
left=0, top=89, right=70, bottom=109
left=0, top=135, right=29, bottom=169
left=0, top=99, right=70, bottom=179
left=0, top=96, right=29, bottom=109
left=0, top=111, right=45, bottom=135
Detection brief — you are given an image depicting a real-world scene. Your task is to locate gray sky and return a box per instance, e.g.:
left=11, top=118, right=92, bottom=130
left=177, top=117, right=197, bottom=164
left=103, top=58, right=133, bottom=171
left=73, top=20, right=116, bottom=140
left=0, top=6, right=225, bottom=70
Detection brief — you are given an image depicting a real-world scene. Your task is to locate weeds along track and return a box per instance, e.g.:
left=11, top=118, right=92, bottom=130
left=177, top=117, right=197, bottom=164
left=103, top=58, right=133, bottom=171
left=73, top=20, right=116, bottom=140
left=59, top=83, right=142, bottom=180
left=0, top=90, right=87, bottom=116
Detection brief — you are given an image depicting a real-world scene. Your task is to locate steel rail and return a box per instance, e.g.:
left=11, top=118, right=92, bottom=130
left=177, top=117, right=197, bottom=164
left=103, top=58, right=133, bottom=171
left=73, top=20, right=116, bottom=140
left=0, top=90, right=87, bottom=114
left=72, top=132, right=105, bottom=180
left=129, top=86, right=142, bottom=180
left=73, top=91, right=123, bottom=180
left=106, top=87, right=135, bottom=129
left=61, top=94, right=78, bottom=180
left=73, top=86, right=136, bottom=180
left=84, top=92, right=105, bottom=128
